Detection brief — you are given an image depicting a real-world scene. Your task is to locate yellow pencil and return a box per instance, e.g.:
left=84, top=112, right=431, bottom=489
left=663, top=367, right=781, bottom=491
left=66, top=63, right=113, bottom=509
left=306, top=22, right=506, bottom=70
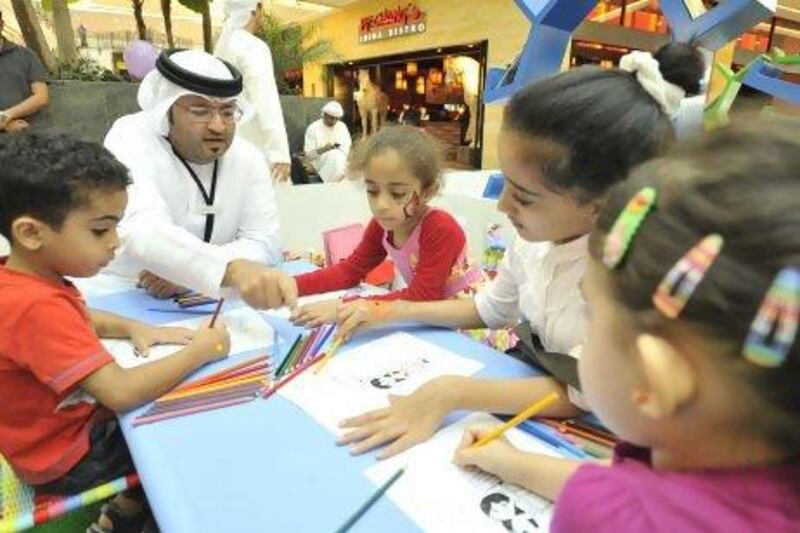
left=472, top=391, right=560, bottom=448
left=313, top=338, right=344, bottom=374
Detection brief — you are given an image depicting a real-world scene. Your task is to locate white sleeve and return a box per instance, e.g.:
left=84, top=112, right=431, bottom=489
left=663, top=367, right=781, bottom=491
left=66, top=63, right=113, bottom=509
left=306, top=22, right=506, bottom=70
left=474, top=249, right=521, bottom=329
left=239, top=42, right=290, bottom=165
left=337, top=123, right=352, bottom=155
left=566, top=345, right=591, bottom=410
left=116, top=179, right=232, bottom=297
left=304, top=123, right=319, bottom=160
left=106, top=122, right=271, bottom=296
left=215, top=155, right=282, bottom=266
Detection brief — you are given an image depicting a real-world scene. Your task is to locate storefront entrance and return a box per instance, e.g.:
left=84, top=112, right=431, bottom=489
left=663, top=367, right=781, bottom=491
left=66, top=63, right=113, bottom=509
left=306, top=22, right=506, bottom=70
left=327, top=41, right=488, bottom=169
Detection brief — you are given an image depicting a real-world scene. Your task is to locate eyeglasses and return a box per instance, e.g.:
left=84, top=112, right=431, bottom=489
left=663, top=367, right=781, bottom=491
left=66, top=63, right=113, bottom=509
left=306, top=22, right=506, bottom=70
left=174, top=103, right=243, bottom=124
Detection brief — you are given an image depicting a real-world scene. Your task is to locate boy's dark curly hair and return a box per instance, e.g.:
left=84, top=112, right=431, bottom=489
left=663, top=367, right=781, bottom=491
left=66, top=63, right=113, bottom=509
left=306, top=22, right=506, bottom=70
left=0, top=133, right=131, bottom=241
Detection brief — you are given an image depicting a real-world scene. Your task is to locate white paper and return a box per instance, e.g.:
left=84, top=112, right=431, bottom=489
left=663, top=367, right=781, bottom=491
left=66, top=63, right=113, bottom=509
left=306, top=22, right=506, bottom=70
left=102, top=307, right=274, bottom=368
left=365, top=413, right=557, bottom=533
left=279, top=332, right=483, bottom=433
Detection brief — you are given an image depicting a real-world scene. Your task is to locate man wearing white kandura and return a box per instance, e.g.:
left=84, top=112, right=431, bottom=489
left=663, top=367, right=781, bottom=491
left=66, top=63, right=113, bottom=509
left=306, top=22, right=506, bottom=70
left=214, top=0, right=292, bottom=183
left=301, top=101, right=352, bottom=183
left=104, top=49, right=296, bottom=310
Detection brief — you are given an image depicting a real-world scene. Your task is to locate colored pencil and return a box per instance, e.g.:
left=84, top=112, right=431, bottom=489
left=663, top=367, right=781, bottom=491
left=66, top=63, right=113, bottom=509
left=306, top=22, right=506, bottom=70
left=146, top=308, right=214, bottom=315
left=176, top=296, right=218, bottom=308
left=286, top=334, right=312, bottom=371
left=159, top=375, right=267, bottom=402
left=208, top=298, right=225, bottom=328
left=563, top=419, right=617, bottom=442
left=313, top=337, right=344, bottom=374
left=293, top=328, right=319, bottom=367
left=172, top=355, right=271, bottom=392
left=540, top=419, right=616, bottom=447
left=521, top=420, right=591, bottom=459
left=148, top=384, right=265, bottom=414
left=156, top=377, right=268, bottom=406
left=334, top=467, right=405, bottom=533
left=559, top=433, right=612, bottom=459
left=472, top=392, right=559, bottom=448
left=303, top=325, right=334, bottom=365
left=274, top=334, right=303, bottom=378
left=132, top=396, right=255, bottom=427
left=262, top=353, right=325, bottom=400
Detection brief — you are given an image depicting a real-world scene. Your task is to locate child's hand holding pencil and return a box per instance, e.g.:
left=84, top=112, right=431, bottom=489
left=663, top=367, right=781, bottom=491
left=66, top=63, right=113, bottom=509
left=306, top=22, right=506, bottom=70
left=452, top=427, right=520, bottom=478
left=185, top=320, right=231, bottom=363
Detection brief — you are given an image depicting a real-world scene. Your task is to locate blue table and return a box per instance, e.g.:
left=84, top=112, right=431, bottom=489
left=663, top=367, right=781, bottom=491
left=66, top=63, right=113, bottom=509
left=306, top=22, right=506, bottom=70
left=86, top=262, right=539, bottom=533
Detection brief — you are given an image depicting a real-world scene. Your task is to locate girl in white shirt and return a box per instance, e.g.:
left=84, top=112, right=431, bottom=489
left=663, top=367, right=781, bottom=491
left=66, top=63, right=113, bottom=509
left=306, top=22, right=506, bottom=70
left=334, top=51, right=695, bottom=459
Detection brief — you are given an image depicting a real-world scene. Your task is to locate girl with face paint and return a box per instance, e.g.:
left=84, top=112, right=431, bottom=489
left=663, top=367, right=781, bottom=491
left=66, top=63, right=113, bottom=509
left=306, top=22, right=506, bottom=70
left=290, top=126, right=481, bottom=328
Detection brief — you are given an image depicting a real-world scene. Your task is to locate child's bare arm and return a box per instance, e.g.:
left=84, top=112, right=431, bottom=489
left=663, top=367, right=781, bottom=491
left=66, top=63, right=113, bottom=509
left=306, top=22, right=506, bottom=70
left=336, top=298, right=486, bottom=340
left=338, top=376, right=579, bottom=458
left=89, top=310, right=142, bottom=338
left=81, top=324, right=230, bottom=412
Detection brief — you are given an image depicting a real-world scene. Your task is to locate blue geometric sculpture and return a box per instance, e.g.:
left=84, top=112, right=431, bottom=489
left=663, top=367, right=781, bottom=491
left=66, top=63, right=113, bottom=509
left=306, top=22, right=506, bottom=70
left=742, top=56, right=800, bottom=106
left=485, top=0, right=597, bottom=103
left=659, top=0, right=775, bottom=51
left=487, top=0, right=777, bottom=104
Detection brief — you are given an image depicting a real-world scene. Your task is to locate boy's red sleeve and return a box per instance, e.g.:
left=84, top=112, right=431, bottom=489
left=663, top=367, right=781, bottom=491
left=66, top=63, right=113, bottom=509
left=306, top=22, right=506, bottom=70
left=11, top=296, right=113, bottom=394
left=295, top=219, right=388, bottom=296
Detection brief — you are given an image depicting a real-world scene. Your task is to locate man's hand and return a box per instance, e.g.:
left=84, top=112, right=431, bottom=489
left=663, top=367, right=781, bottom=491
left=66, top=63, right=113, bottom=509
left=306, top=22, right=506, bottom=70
left=271, top=162, right=291, bottom=183
left=5, top=119, right=29, bottom=132
left=222, top=259, right=298, bottom=310
left=137, top=270, right=186, bottom=299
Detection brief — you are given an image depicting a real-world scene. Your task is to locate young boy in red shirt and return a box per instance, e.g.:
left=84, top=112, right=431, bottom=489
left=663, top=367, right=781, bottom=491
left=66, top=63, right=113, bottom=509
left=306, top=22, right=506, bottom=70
left=0, top=133, right=231, bottom=532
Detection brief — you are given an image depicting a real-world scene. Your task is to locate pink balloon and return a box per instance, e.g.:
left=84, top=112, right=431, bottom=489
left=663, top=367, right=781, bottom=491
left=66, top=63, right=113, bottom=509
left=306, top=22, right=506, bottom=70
left=123, top=40, right=160, bottom=80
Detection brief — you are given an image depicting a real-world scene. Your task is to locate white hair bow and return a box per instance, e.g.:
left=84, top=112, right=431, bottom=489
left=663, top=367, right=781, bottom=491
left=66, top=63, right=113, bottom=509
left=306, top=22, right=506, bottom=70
left=619, top=50, right=685, bottom=119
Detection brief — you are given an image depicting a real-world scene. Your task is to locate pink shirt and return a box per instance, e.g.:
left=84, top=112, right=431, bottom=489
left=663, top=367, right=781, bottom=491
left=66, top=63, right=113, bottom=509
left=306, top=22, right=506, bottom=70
left=383, top=208, right=481, bottom=298
left=553, top=443, right=800, bottom=532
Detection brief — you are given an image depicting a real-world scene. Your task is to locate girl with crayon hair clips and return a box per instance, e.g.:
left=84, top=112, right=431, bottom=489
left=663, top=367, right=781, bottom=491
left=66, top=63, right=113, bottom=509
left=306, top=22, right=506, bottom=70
left=290, top=125, right=481, bottom=326
left=334, top=49, right=690, bottom=459
left=455, top=121, right=800, bottom=532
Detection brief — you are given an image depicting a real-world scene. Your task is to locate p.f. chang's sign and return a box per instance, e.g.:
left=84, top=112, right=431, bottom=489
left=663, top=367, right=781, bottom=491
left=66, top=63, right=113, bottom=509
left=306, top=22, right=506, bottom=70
left=359, top=3, right=427, bottom=44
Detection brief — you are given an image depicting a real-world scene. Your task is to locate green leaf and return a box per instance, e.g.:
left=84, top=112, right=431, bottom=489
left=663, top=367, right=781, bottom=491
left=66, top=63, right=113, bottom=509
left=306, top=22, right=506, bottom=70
left=41, top=0, right=79, bottom=11
left=176, top=0, right=209, bottom=15
left=254, top=12, right=336, bottom=94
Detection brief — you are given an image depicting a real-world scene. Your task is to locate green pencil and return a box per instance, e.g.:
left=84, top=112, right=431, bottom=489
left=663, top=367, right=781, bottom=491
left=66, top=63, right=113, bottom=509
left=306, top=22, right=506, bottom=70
left=334, top=467, right=405, bottom=533
left=275, top=334, right=303, bottom=378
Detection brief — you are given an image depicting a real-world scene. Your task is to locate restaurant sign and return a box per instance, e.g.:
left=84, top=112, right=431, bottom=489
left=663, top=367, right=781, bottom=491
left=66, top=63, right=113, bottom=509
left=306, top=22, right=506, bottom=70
left=359, top=4, right=427, bottom=44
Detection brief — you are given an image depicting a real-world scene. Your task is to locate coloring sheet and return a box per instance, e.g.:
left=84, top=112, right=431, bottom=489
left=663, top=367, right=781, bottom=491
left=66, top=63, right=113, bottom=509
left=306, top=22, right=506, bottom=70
left=102, top=307, right=274, bottom=368
left=365, top=412, right=558, bottom=533
left=279, top=332, right=484, bottom=434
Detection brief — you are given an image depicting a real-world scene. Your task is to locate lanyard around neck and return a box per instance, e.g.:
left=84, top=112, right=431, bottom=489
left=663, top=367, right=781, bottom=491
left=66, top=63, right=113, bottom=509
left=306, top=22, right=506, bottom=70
left=170, top=146, right=219, bottom=243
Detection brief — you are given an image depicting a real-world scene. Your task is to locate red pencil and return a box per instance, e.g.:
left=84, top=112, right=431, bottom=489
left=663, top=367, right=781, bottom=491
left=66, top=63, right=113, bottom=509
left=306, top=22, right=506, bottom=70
left=262, top=353, right=324, bottom=400
left=209, top=298, right=225, bottom=328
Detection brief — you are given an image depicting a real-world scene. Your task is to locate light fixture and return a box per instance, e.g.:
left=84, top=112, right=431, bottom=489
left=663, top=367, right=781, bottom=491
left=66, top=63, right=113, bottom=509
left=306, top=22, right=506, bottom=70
left=395, top=70, right=404, bottom=82
left=406, top=61, right=418, bottom=76
left=416, top=76, right=425, bottom=94
left=402, top=78, right=408, bottom=91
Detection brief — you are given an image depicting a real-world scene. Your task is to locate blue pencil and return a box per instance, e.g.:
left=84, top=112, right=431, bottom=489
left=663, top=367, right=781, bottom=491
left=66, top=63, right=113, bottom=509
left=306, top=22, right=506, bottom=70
left=519, top=420, right=591, bottom=459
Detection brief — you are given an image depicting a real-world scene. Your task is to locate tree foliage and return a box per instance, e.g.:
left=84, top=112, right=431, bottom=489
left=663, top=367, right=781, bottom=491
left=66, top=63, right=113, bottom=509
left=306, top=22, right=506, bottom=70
left=255, top=12, right=335, bottom=94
